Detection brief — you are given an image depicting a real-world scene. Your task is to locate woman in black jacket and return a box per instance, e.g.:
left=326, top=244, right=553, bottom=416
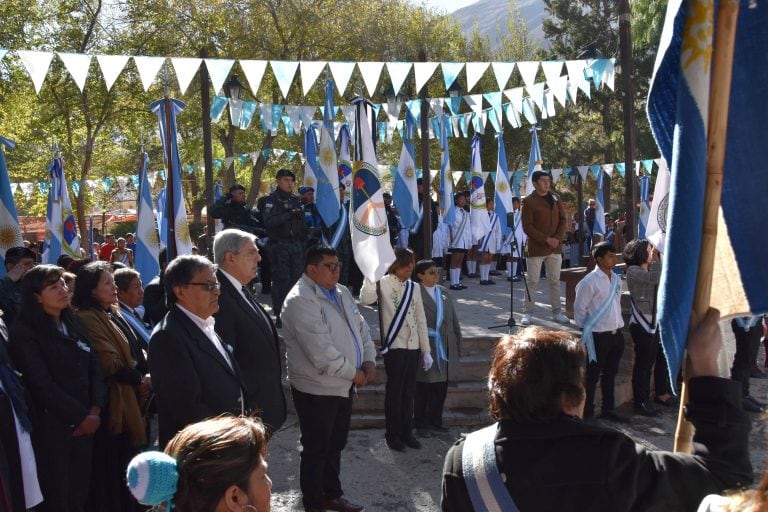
left=9, top=265, right=106, bottom=512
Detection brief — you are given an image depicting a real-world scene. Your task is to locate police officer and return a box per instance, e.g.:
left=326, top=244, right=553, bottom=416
left=261, top=169, right=306, bottom=326
left=210, top=183, right=264, bottom=236
left=299, top=186, right=324, bottom=248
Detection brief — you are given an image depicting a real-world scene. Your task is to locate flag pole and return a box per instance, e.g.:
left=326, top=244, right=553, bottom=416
left=162, top=64, right=178, bottom=261
left=673, top=0, right=740, bottom=453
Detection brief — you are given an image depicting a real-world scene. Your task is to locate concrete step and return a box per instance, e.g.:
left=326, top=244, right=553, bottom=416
left=351, top=407, right=489, bottom=429
left=367, top=352, right=492, bottom=385
left=352, top=381, right=489, bottom=413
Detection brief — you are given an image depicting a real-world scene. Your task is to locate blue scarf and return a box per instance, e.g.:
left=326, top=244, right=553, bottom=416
left=580, top=272, right=621, bottom=362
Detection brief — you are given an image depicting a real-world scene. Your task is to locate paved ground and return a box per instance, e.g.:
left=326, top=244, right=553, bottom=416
left=256, top=272, right=767, bottom=511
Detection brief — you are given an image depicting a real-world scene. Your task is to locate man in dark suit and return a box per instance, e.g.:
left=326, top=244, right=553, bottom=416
left=213, top=229, right=287, bottom=434
left=148, top=255, right=250, bottom=446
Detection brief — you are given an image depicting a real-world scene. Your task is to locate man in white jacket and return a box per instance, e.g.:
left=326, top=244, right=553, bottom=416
left=281, top=245, right=377, bottom=512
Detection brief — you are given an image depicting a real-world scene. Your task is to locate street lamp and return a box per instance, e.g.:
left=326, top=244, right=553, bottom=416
left=568, top=169, right=585, bottom=265
left=224, top=74, right=245, bottom=127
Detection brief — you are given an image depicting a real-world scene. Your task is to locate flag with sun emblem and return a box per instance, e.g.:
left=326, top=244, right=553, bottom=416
left=316, top=80, right=341, bottom=227
left=392, top=140, right=418, bottom=230
left=150, top=97, right=193, bottom=259
left=0, top=136, right=23, bottom=275
left=43, top=156, right=79, bottom=264
left=493, top=133, right=513, bottom=237
left=647, top=0, right=768, bottom=389
left=351, top=98, right=395, bottom=282
left=439, top=115, right=456, bottom=227
left=469, top=135, right=490, bottom=242
left=135, top=152, right=160, bottom=286
left=525, top=126, right=543, bottom=195
left=302, top=127, right=319, bottom=192
left=338, top=124, right=352, bottom=193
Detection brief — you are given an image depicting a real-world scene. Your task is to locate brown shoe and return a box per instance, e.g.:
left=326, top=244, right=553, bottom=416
left=324, top=497, right=365, bottom=512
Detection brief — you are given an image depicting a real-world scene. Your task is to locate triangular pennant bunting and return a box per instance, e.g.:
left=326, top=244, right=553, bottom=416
left=270, top=60, right=299, bottom=99
left=239, top=60, right=268, bottom=96
left=357, top=61, right=384, bottom=97
left=205, top=59, right=236, bottom=95
left=171, top=57, right=202, bottom=95
left=516, top=60, right=540, bottom=88
left=441, top=62, right=464, bottom=90
left=328, top=61, right=356, bottom=95
left=386, top=62, right=412, bottom=97
left=133, top=56, right=166, bottom=92
left=96, top=54, right=130, bottom=91
left=413, top=62, right=439, bottom=93
left=549, top=75, right=569, bottom=108
left=58, top=53, right=92, bottom=92
left=541, top=60, right=564, bottom=84
left=465, top=62, right=489, bottom=92
left=300, top=60, right=327, bottom=96
left=491, top=61, right=515, bottom=91
left=16, top=50, right=54, bottom=93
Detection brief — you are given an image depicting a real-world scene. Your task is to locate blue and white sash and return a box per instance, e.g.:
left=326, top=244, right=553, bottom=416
left=323, top=203, right=348, bottom=249
left=381, top=279, right=415, bottom=354
left=462, top=423, right=519, bottom=512
left=428, top=287, right=448, bottom=372
left=479, top=213, right=498, bottom=252
left=580, top=273, right=621, bottom=362
left=629, top=297, right=655, bottom=334
left=121, top=307, right=152, bottom=345
left=735, top=316, right=762, bottom=330
left=410, top=203, right=424, bottom=234
left=450, top=210, right=468, bottom=247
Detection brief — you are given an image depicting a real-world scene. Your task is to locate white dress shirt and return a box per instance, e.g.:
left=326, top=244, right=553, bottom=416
left=176, top=303, right=233, bottom=370
left=573, top=267, right=624, bottom=332
left=218, top=268, right=272, bottom=326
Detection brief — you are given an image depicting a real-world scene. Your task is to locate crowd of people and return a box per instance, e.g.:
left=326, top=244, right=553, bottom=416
left=0, top=167, right=763, bottom=512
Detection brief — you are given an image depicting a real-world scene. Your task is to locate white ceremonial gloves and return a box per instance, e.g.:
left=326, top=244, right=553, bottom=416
left=422, top=352, right=433, bottom=371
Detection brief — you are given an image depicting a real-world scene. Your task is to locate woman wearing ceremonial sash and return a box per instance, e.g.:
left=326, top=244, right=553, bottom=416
left=360, top=248, right=431, bottom=452
left=412, top=260, right=462, bottom=433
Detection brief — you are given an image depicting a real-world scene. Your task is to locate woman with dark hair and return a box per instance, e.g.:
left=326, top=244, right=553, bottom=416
left=9, top=265, right=106, bottom=512
left=360, top=248, right=431, bottom=451
left=622, top=238, right=666, bottom=416
left=72, top=261, right=147, bottom=511
left=412, top=259, right=462, bottom=433
left=127, top=415, right=271, bottom=512
left=442, top=311, right=753, bottom=511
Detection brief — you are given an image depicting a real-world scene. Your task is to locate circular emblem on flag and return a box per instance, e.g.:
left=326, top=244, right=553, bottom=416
left=320, top=148, right=335, bottom=168
left=305, top=177, right=315, bottom=187
left=657, top=193, right=669, bottom=234
left=144, top=227, right=159, bottom=246
left=176, top=219, right=191, bottom=245
left=405, top=167, right=415, bottom=179
left=0, top=225, right=21, bottom=251
left=497, top=181, right=508, bottom=193
left=351, top=162, right=387, bottom=237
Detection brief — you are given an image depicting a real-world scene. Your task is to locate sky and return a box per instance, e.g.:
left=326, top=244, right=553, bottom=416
left=414, top=0, right=478, bottom=13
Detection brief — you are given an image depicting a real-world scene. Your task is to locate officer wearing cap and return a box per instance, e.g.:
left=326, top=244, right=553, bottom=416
left=261, top=169, right=307, bottom=326
left=299, top=186, right=324, bottom=248
left=210, top=183, right=264, bottom=237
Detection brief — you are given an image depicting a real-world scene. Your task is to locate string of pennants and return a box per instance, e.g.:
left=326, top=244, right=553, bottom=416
left=8, top=156, right=660, bottom=200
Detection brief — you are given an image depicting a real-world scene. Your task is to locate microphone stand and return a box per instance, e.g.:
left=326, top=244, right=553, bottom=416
left=489, top=214, right=531, bottom=333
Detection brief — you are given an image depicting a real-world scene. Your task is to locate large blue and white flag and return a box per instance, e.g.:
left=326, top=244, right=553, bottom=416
left=302, top=127, right=318, bottom=190
left=43, top=157, right=79, bottom=264
left=645, top=157, right=670, bottom=254
left=647, top=0, right=768, bottom=388
left=439, top=115, right=456, bottom=227
left=338, top=124, right=353, bottom=192
left=0, top=137, right=23, bottom=275
left=493, top=133, right=514, bottom=237
left=135, top=152, right=160, bottom=285
left=638, top=175, right=651, bottom=239
left=155, top=187, right=166, bottom=247
left=525, top=126, right=542, bottom=195
left=351, top=98, right=395, bottom=282
left=469, top=135, right=490, bottom=242
left=316, top=81, right=341, bottom=227
left=392, top=140, right=419, bottom=230
left=593, top=170, right=606, bottom=236
left=150, top=97, right=193, bottom=259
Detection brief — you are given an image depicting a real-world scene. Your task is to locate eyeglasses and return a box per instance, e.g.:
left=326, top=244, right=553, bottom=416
left=315, top=262, right=342, bottom=271
left=186, top=281, right=220, bottom=292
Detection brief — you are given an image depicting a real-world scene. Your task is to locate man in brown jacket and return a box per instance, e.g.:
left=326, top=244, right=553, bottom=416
left=520, top=170, right=569, bottom=325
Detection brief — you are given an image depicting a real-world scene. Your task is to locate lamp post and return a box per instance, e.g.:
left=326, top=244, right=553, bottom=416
left=222, top=74, right=244, bottom=189
left=199, top=48, right=215, bottom=259
left=568, top=170, right=584, bottom=264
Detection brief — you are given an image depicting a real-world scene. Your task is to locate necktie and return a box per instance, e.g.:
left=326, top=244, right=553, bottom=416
left=242, top=286, right=272, bottom=326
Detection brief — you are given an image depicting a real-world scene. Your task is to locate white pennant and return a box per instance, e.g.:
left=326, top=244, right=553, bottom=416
left=20, top=183, right=33, bottom=199
left=284, top=106, right=302, bottom=133
left=465, top=62, right=489, bottom=92
left=385, top=99, right=401, bottom=143
left=205, top=59, right=235, bottom=95
left=545, top=90, right=556, bottom=117
left=116, top=176, right=128, bottom=194
left=413, top=62, right=439, bottom=93
left=577, top=77, right=591, bottom=98
left=464, top=94, right=484, bottom=115
left=491, top=61, right=515, bottom=91
left=635, top=161, right=642, bottom=175
left=549, top=75, right=569, bottom=108
left=0, top=50, right=6, bottom=63
left=147, top=172, right=157, bottom=188
left=270, top=60, right=299, bottom=99
left=604, top=58, right=616, bottom=91
left=565, top=60, right=587, bottom=82
left=171, top=57, right=202, bottom=95
left=16, top=51, right=54, bottom=93
left=516, top=60, right=540, bottom=88
left=541, top=60, right=564, bottom=85
left=96, top=54, right=129, bottom=91
left=551, top=168, right=563, bottom=184
left=357, top=61, right=384, bottom=96
left=452, top=171, right=463, bottom=184
left=300, top=60, right=327, bottom=96
left=329, top=61, right=356, bottom=95
left=133, top=56, right=166, bottom=92
left=239, top=60, right=268, bottom=96
left=577, top=166, right=589, bottom=180
left=602, top=163, right=614, bottom=176
left=504, top=87, right=524, bottom=115
left=386, top=62, right=412, bottom=97
left=567, top=79, right=580, bottom=105
left=299, top=106, right=318, bottom=130
left=429, top=98, right=444, bottom=116
left=58, top=53, right=92, bottom=92
left=526, top=83, right=546, bottom=113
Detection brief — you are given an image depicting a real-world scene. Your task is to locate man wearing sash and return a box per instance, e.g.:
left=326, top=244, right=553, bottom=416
left=478, top=198, right=501, bottom=285
left=447, top=193, right=473, bottom=290
left=573, top=242, right=626, bottom=422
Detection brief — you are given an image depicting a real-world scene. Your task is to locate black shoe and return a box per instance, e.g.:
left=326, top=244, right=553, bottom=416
left=751, top=365, right=767, bottom=379
left=633, top=402, right=659, bottom=417
left=479, top=280, right=492, bottom=285
left=742, top=396, right=765, bottom=413
left=466, top=272, right=479, bottom=278
left=449, top=284, right=464, bottom=291
left=324, top=497, right=365, bottom=512
left=386, top=438, right=406, bottom=451
left=402, top=434, right=422, bottom=449
left=275, top=318, right=282, bottom=328
left=489, top=270, right=501, bottom=276
left=654, top=396, right=677, bottom=407
left=746, top=394, right=767, bottom=407
left=600, top=409, right=631, bottom=423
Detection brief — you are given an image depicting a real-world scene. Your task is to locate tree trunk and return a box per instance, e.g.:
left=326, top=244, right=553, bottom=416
left=217, top=126, right=237, bottom=189
left=246, top=133, right=277, bottom=208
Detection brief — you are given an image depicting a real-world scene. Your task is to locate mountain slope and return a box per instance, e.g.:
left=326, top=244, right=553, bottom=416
left=452, top=0, right=547, bottom=48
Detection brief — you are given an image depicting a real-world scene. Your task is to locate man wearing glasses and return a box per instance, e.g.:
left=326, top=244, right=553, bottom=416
left=148, top=255, right=250, bottom=446
left=281, top=245, right=377, bottom=512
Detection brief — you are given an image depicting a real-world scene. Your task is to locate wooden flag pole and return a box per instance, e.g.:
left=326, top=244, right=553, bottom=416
left=673, top=0, right=740, bottom=453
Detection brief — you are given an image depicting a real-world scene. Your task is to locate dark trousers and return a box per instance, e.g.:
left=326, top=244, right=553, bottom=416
left=413, top=381, right=448, bottom=428
left=269, top=240, right=305, bottom=316
left=291, top=387, right=352, bottom=509
left=731, top=320, right=762, bottom=397
left=585, top=331, right=624, bottom=415
left=36, top=422, right=94, bottom=512
left=383, top=349, right=420, bottom=442
left=654, top=338, right=673, bottom=397
left=630, top=324, right=658, bottom=404
left=0, top=394, right=24, bottom=511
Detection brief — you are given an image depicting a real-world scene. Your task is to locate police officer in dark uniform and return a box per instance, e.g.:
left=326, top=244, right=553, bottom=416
left=210, top=183, right=264, bottom=236
left=261, top=169, right=306, bottom=326
left=299, top=186, right=324, bottom=248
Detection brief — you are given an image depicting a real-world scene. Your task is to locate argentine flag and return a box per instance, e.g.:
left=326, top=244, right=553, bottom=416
left=392, top=140, right=419, bottom=230
left=439, top=115, right=455, bottom=227
left=493, top=133, right=513, bottom=237
left=135, top=152, right=160, bottom=286
left=469, top=135, right=490, bottom=243
left=43, top=157, right=79, bottom=264
left=647, top=0, right=768, bottom=389
left=525, top=126, right=542, bottom=195
left=0, top=137, right=23, bottom=275
left=303, top=127, right=319, bottom=191
left=593, top=170, right=606, bottom=237
left=316, top=84, right=341, bottom=228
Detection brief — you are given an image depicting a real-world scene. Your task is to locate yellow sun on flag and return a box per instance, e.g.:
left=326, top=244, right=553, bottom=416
left=405, top=167, right=415, bottom=179
left=144, top=227, right=159, bottom=246
left=320, top=148, right=335, bottom=167
left=305, top=177, right=315, bottom=187
left=0, top=225, right=20, bottom=250
left=497, top=181, right=508, bottom=193
left=681, top=0, right=713, bottom=73
left=176, top=219, right=191, bottom=244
